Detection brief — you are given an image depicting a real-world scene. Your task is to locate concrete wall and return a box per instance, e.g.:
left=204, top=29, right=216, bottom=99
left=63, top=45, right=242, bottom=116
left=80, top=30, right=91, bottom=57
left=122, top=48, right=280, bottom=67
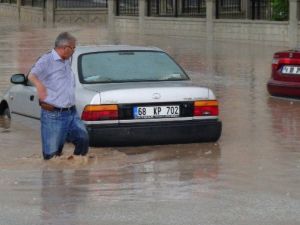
left=55, top=9, right=107, bottom=24
left=144, top=18, right=207, bottom=38
left=113, top=17, right=289, bottom=45
left=213, top=20, right=289, bottom=44
left=0, top=3, right=18, bottom=18
left=0, top=2, right=107, bottom=25
left=0, top=3, right=44, bottom=24
left=20, top=6, right=44, bottom=24
left=114, top=17, right=139, bottom=33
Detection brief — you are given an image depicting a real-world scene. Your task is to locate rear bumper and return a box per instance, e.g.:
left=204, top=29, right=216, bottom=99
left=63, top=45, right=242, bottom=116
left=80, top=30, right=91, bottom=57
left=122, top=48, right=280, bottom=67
left=267, top=79, right=300, bottom=98
left=87, top=119, right=222, bottom=146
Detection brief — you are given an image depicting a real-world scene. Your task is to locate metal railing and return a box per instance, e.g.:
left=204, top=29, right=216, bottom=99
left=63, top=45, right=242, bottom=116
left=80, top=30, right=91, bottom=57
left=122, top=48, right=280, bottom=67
left=216, top=0, right=244, bottom=19
left=1, top=0, right=289, bottom=21
left=56, top=0, right=108, bottom=8
left=250, top=0, right=288, bottom=21
left=182, top=0, right=206, bottom=17
left=21, top=0, right=45, bottom=7
left=0, top=0, right=17, bottom=3
left=116, top=0, right=139, bottom=16
left=147, top=0, right=206, bottom=17
left=298, top=0, right=300, bottom=21
left=216, top=0, right=289, bottom=20
left=148, top=0, right=176, bottom=17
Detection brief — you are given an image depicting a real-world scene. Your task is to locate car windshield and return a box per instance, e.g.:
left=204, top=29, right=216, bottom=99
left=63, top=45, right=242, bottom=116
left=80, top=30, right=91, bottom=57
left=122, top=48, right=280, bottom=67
left=78, top=51, right=189, bottom=83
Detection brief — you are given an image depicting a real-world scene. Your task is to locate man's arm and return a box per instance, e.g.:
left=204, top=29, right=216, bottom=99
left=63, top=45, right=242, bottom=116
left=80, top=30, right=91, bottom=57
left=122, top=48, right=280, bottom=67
left=28, top=73, right=47, bottom=101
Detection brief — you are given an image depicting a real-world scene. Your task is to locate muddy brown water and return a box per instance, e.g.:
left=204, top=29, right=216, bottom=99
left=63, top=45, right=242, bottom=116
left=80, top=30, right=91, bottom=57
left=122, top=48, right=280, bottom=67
left=0, top=16, right=299, bottom=225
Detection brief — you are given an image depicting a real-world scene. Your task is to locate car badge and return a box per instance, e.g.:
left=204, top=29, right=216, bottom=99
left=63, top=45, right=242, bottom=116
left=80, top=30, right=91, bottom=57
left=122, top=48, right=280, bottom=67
left=289, top=52, right=293, bottom=58
left=152, top=93, right=161, bottom=99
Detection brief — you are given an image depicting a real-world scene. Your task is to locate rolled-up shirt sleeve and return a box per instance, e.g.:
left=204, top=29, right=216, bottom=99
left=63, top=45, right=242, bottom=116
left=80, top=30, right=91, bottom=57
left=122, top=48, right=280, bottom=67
left=30, top=57, right=47, bottom=80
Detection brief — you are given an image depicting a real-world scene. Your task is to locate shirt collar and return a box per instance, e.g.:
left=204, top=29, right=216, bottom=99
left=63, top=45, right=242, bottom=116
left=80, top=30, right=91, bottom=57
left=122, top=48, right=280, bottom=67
left=51, top=49, right=63, bottom=61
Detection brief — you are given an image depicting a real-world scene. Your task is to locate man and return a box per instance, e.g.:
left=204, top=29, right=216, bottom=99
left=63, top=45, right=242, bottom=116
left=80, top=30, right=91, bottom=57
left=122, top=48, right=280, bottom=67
left=28, top=32, right=89, bottom=160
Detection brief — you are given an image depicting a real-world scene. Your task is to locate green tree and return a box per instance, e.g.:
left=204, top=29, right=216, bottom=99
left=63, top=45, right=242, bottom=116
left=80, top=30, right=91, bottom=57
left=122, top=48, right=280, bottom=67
left=272, top=0, right=289, bottom=21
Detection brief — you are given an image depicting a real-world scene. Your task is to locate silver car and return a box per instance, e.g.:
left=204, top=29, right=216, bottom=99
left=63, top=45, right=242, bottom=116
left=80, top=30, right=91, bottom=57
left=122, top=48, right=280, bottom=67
left=0, top=45, right=222, bottom=146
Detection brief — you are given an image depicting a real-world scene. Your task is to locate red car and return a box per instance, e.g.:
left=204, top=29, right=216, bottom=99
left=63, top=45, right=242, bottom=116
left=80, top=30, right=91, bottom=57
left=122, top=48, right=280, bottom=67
left=267, top=49, right=300, bottom=98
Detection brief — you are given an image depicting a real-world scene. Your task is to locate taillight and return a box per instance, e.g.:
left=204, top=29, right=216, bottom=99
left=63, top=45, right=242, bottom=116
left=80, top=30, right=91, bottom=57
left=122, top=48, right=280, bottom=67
left=272, top=58, right=279, bottom=70
left=81, top=105, right=118, bottom=121
left=193, top=100, right=219, bottom=117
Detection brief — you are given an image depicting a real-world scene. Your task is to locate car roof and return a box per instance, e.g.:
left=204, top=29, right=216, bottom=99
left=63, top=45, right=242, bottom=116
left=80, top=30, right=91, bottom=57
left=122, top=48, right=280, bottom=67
left=75, top=45, right=163, bottom=54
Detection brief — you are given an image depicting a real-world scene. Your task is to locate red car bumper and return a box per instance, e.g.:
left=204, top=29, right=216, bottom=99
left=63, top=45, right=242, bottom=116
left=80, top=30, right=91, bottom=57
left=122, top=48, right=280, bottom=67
left=267, top=78, right=300, bottom=98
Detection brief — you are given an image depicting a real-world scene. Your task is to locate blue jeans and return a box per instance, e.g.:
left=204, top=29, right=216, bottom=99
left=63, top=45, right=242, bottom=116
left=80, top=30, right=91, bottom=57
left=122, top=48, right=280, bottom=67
left=41, top=108, right=89, bottom=160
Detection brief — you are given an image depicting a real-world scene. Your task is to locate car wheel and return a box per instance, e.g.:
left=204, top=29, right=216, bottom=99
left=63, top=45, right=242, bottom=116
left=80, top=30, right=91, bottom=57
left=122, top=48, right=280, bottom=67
left=3, top=108, right=11, bottom=119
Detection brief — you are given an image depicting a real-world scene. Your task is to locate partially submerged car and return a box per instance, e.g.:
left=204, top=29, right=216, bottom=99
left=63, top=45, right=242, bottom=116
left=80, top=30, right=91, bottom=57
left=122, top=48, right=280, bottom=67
left=267, top=49, right=300, bottom=98
left=0, top=45, right=222, bottom=146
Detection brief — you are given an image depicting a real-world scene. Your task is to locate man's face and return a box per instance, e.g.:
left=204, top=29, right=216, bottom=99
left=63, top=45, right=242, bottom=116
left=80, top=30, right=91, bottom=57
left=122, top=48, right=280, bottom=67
left=60, top=40, right=76, bottom=60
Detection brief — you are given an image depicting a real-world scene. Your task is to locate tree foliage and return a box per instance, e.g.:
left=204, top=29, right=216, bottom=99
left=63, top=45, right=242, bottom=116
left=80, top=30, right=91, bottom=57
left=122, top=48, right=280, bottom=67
left=272, top=0, right=289, bottom=21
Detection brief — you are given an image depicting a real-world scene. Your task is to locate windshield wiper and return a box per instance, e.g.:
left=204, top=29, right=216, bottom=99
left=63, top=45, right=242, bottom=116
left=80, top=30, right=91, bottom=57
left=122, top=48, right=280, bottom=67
left=159, top=73, right=185, bottom=81
left=85, top=75, right=113, bottom=82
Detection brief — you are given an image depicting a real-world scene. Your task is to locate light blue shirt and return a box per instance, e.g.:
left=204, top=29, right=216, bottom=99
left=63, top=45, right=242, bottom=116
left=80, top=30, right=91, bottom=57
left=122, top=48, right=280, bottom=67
left=30, top=49, right=75, bottom=108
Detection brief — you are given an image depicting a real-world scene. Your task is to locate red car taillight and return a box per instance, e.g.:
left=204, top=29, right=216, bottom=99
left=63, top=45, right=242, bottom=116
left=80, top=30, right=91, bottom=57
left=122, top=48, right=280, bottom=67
left=81, top=105, right=118, bottom=121
left=193, top=100, right=219, bottom=117
left=272, top=58, right=279, bottom=71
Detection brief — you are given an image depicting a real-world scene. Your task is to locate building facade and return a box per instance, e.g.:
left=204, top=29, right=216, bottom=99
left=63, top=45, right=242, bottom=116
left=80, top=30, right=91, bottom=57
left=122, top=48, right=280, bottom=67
left=0, top=0, right=298, bottom=47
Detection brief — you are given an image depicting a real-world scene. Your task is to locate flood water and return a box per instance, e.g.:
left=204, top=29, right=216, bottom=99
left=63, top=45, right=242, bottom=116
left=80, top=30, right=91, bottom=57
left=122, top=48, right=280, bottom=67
left=0, top=16, right=300, bottom=225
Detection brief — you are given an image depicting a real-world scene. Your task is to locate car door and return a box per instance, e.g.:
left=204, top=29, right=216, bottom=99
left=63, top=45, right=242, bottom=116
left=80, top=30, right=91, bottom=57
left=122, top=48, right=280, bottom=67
left=9, top=80, right=40, bottom=119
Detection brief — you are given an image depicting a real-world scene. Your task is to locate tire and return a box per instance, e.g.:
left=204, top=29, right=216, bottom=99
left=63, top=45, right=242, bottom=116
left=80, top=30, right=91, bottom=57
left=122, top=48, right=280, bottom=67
left=3, top=108, right=11, bottom=119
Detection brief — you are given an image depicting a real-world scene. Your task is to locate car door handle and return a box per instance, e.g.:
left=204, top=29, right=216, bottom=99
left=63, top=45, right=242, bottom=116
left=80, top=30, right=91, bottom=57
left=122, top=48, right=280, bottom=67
left=30, top=95, right=34, bottom=101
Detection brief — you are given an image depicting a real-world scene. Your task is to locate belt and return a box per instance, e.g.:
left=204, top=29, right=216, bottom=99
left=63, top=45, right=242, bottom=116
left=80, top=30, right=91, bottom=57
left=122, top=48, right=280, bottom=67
left=40, top=102, right=75, bottom=112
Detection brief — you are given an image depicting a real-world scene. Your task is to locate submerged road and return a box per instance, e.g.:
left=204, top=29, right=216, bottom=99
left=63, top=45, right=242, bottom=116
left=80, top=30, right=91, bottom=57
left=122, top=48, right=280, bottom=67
left=0, top=16, right=299, bottom=225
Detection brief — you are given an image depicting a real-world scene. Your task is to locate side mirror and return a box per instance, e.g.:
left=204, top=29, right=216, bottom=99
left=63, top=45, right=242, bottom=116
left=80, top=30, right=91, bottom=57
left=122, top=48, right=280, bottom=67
left=10, top=74, right=26, bottom=84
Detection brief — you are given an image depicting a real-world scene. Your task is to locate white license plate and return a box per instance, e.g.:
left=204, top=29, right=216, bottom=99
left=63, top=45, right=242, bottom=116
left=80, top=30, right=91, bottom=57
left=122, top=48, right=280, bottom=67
left=282, top=66, right=300, bottom=75
left=133, top=105, right=180, bottom=119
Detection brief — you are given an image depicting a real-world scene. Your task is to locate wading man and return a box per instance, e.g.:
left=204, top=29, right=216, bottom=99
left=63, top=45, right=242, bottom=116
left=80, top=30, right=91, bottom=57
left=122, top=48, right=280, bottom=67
left=28, top=32, right=89, bottom=160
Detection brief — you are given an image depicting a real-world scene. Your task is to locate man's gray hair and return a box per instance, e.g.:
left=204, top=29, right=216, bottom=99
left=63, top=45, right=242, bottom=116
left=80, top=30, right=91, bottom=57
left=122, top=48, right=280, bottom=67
left=54, top=32, right=76, bottom=48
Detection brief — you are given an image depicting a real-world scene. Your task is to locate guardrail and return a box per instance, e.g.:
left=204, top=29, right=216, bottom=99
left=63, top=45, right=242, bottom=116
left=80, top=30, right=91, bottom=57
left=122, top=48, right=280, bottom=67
left=216, top=0, right=288, bottom=21
left=216, top=0, right=243, bottom=19
left=147, top=0, right=205, bottom=17
left=0, top=0, right=16, bottom=3
left=56, top=0, right=107, bottom=9
left=0, top=0, right=290, bottom=21
left=116, top=0, right=138, bottom=16
left=21, top=0, right=45, bottom=8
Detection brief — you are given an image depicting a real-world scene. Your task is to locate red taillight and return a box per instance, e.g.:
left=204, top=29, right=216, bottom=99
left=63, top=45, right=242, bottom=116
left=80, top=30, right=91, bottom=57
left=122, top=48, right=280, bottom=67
left=81, top=105, right=118, bottom=121
left=193, top=100, right=219, bottom=117
left=272, top=58, right=279, bottom=71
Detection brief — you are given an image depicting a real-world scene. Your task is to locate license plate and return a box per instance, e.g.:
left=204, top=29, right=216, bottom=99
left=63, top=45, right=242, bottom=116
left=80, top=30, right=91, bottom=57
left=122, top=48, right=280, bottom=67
left=133, top=105, right=180, bottom=119
left=282, top=66, right=300, bottom=75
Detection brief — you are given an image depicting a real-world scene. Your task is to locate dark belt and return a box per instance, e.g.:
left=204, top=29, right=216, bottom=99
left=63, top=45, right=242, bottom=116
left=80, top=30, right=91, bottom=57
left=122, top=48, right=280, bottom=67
left=40, top=101, right=75, bottom=112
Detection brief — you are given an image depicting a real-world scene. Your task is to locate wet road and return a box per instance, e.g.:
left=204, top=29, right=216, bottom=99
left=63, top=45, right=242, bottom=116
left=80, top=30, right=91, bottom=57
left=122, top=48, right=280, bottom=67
left=0, top=16, right=300, bottom=225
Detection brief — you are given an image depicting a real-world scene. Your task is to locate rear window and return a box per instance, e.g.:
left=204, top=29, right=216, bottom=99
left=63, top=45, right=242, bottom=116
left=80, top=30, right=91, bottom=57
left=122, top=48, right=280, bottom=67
left=78, top=51, right=189, bottom=83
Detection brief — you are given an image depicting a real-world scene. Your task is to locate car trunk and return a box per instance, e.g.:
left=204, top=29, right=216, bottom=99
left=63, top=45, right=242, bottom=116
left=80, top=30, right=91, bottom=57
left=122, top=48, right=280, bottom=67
left=273, top=50, right=300, bottom=82
left=83, top=82, right=213, bottom=104
left=82, top=82, right=214, bottom=121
